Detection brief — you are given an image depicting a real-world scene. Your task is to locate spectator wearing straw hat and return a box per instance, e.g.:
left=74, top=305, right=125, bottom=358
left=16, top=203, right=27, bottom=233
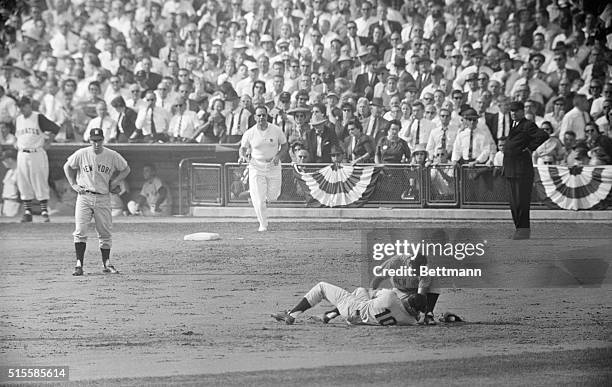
left=451, top=108, right=492, bottom=166
left=305, top=114, right=339, bottom=163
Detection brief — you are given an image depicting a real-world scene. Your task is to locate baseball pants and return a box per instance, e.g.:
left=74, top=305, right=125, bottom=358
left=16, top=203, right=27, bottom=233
left=248, top=159, right=281, bottom=229
left=304, top=282, right=368, bottom=324
left=73, top=192, right=112, bottom=249
left=16, top=150, right=50, bottom=201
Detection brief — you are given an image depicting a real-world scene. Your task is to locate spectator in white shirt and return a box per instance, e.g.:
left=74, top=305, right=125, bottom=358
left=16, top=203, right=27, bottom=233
left=133, top=90, right=171, bottom=143
left=427, top=108, right=457, bottom=158
left=85, top=100, right=117, bottom=143
left=559, top=94, right=592, bottom=141
left=399, top=101, right=436, bottom=149
left=169, top=97, right=202, bottom=142
left=451, top=108, right=491, bottom=166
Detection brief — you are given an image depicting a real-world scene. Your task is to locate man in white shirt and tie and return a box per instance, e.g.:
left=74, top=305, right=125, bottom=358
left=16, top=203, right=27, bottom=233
left=169, top=97, right=202, bottom=142
left=84, top=100, right=117, bottom=143
left=132, top=90, right=171, bottom=143
left=426, top=108, right=458, bottom=159
left=451, top=108, right=491, bottom=166
left=224, top=94, right=254, bottom=143
left=399, top=101, right=435, bottom=149
left=493, top=96, right=512, bottom=144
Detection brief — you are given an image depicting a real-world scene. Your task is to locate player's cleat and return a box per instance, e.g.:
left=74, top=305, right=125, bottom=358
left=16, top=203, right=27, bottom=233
left=72, top=266, right=83, bottom=276
left=41, top=212, right=50, bottom=222
left=271, top=310, right=295, bottom=325
left=20, top=213, right=33, bottom=223
left=102, top=265, right=119, bottom=274
left=258, top=226, right=267, bottom=232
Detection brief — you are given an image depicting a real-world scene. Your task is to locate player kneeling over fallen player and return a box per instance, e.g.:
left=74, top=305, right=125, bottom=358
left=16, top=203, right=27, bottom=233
left=272, top=282, right=426, bottom=326
left=63, top=128, right=130, bottom=276
left=312, top=253, right=441, bottom=325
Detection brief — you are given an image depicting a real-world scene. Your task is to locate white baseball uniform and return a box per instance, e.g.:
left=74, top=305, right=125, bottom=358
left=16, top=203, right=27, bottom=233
left=240, top=123, right=287, bottom=229
left=65, top=146, right=128, bottom=249
left=15, top=112, right=59, bottom=201
left=304, top=282, right=419, bottom=326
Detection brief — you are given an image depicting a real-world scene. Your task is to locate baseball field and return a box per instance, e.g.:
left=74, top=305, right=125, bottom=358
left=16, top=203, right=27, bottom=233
left=1, top=218, right=611, bottom=386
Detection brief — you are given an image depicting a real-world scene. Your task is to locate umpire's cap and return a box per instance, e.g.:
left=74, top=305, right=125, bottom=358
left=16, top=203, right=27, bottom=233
left=90, top=128, right=104, bottom=140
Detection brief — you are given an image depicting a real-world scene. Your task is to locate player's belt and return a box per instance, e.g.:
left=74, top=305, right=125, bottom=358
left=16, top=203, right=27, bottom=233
left=83, top=190, right=104, bottom=195
left=20, top=148, right=42, bottom=153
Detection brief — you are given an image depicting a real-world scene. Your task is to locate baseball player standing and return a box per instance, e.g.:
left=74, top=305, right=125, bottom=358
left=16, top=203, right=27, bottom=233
left=238, top=105, right=288, bottom=232
left=63, top=128, right=131, bottom=276
left=14, top=97, right=59, bottom=222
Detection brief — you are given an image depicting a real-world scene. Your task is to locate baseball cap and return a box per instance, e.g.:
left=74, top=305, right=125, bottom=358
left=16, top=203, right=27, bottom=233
left=509, top=101, right=524, bottom=111
left=90, top=128, right=104, bottom=140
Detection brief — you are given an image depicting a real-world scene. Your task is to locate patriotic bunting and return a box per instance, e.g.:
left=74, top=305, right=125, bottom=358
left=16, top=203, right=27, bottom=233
left=293, top=164, right=383, bottom=207
left=534, top=166, right=612, bottom=210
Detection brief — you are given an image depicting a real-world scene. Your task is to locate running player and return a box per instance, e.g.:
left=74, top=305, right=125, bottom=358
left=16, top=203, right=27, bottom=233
left=14, top=97, right=59, bottom=222
left=238, top=104, right=288, bottom=232
left=63, top=128, right=131, bottom=276
left=271, top=282, right=427, bottom=326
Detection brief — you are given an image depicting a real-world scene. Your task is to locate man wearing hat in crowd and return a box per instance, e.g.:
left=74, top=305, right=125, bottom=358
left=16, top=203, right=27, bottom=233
left=363, top=97, right=390, bottom=144
left=305, top=113, right=339, bottom=163
left=353, top=55, right=379, bottom=99
left=451, top=107, right=492, bottom=167
left=286, top=106, right=311, bottom=145
left=503, top=101, right=549, bottom=239
left=14, top=96, right=59, bottom=223
left=414, top=56, right=434, bottom=94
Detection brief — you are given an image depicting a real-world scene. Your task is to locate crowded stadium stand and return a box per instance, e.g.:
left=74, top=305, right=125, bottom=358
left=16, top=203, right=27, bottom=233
left=1, top=0, right=611, bottom=215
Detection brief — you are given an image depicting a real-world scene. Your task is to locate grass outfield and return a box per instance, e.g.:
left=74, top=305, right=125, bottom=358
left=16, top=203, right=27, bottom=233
left=0, top=221, right=611, bottom=385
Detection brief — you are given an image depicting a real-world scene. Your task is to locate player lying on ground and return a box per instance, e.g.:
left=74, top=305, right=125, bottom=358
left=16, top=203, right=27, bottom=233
left=320, top=254, right=441, bottom=325
left=271, top=282, right=427, bottom=326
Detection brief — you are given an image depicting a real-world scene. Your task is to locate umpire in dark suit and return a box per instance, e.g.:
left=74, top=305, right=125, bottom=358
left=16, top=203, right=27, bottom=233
left=503, top=101, right=549, bottom=240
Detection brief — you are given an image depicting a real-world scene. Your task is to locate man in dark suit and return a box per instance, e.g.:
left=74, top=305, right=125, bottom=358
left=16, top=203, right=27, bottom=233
left=503, top=101, right=549, bottom=240
left=362, top=98, right=390, bottom=145
left=109, top=96, right=137, bottom=142
left=353, top=56, right=379, bottom=99
left=305, top=116, right=339, bottom=163
left=545, top=51, right=581, bottom=93
left=368, top=4, right=401, bottom=39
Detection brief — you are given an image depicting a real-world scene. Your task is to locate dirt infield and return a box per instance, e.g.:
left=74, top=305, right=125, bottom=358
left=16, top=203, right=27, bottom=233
left=1, top=220, right=611, bottom=385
